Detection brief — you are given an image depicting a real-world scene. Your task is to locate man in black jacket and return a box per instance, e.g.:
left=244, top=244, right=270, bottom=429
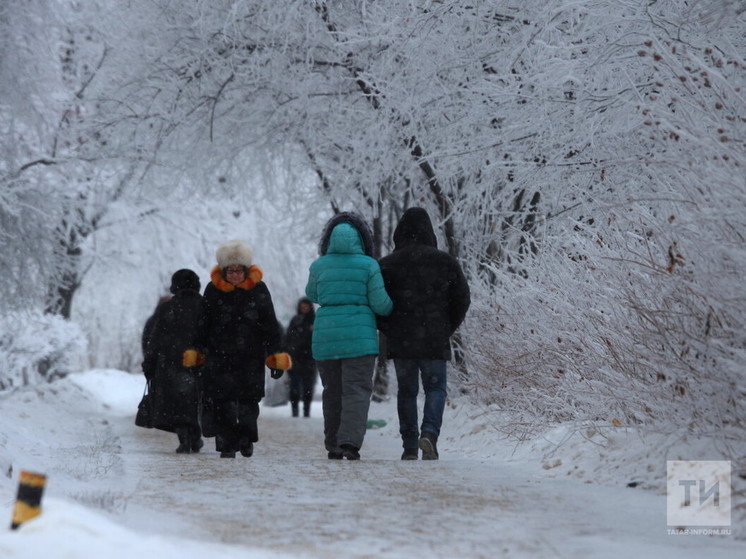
left=378, top=208, right=470, bottom=460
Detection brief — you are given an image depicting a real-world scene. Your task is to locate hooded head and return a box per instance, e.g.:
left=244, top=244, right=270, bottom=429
left=169, top=269, right=200, bottom=294
left=318, top=212, right=374, bottom=256
left=216, top=240, right=253, bottom=269
left=297, top=296, right=315, bottom=318
left=392, top=207, right=438, bottom=250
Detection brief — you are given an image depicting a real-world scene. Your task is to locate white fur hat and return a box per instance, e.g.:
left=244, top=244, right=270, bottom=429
left=216, top=240, right=253, bottom=268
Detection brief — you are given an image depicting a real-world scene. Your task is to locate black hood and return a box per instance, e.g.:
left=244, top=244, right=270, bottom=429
left=392, top=208, right=437, bottom=250
left=296, top=296, right=316, bottom=319
left=318, top=211, right=374, bottom=256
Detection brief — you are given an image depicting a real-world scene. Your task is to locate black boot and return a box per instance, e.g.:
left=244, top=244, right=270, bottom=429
left=291, top=401, right=299, bottom=417
left=419, top=432, right=439, bottom=460
left=340, top=444, right=360, bottom=460
left=188, top=426, right=203, bottom=453
left=175, top=427, right=191, bottom=454
left=191, top=435, right=204, bottom=453
left=303, top=400, right=311, bottom=417
left=239, top=437, right=254, bottom=457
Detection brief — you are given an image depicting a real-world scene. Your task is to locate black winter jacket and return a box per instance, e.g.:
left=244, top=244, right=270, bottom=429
left=284, top=297, right=315, bottom=363
left=142, top=289, right=203, bottom=432
left=197, top=265, right=284, bottom=401
left=378, top=208, right=470, bottom=360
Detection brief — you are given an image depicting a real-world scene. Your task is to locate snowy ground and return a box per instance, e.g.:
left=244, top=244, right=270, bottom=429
left=0, top=369, right=742, bottom=558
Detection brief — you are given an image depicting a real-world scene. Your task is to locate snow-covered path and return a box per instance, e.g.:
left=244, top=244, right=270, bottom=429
left=117, top=395, right=737, bottom=558
left=1, top=370, right=742, bottom=558
left=125, top=412, right=529, bottom=557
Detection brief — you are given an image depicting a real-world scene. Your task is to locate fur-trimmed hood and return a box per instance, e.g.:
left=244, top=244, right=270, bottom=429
left=210, top=265, right=263, bottom=292
left=216, top=240, right=253, bottom=268
left=318, top=212, right=374, bottom=256
left=392, top=207, right=438, bottom=250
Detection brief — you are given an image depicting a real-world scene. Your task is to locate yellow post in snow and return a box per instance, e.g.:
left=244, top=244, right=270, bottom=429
left=10, top=471, right=47, bottom=530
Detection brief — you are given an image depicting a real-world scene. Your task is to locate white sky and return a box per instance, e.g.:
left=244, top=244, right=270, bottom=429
left=0, top=369, right=742, bottom=558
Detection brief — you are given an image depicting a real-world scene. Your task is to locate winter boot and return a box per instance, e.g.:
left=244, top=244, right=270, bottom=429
left=188, top=426, right=203, bottom=453
left=340, top=443, right=360, bottom=461
left=175, top=428, right=191, bottom=454
left=303, top=400, right=311, bottom=418
left=419, top=432, right=439, bottom=460
left=291, top=401, right=299, bottom=417
left=327, top=450, right=343, bottom=460
left=220, top=451, right=236, bottom=458
left=191, top=437, right=204, bottom=453
left=239, top=437, right=254, bottom=458
left=401, top=448, right=419, bottom=460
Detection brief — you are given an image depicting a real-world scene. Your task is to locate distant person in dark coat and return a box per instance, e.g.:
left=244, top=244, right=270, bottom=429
left=141, top=269, right=204, bottom=454
left=284, top=297, right=317, bottom=418
left=378, top=208, right=470, bottom=460
left=191, top=240, right=292, bottom=458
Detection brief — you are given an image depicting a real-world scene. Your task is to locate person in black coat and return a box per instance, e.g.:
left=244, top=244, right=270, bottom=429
left=191, top=240, right=292, bottom=458
left=284, top=297, right=317, bottom=417
left=142, top=269, right=204, bottom=454
left=141, top=294, right=171, bottom=357
left=378, top=208, right=470, bottom=460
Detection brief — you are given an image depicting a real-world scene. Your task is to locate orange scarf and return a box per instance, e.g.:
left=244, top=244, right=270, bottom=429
left=210, top=265, right=263, bottom=292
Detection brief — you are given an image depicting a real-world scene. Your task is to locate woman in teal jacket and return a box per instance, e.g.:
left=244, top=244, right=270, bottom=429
left=305, top=212, right=393, bottom=460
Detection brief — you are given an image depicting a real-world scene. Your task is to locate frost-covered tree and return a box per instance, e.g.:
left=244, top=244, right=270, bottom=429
left=2, top=0, right=743, bottom=456
left=0, top=0, right=144, bottom=318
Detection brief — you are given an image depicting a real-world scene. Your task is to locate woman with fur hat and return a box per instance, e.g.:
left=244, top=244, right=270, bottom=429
left=190, top=240, right=292, bottom=458
left=305, top=212, right=393, bottom=460
left=142, top=268, right=204, bottom=454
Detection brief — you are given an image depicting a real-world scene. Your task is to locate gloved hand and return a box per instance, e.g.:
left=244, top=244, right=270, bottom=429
left=270, top=369, right=284, bottom=380
left=265, top=352, right=292, bottom=371
left=182, top=349, right=205, bottom=367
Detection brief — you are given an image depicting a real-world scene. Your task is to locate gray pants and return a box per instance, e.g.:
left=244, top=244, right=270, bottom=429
left=317, top=355, right=376, bottom=452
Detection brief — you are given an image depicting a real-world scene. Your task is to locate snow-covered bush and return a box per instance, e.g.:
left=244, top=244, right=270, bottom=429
left=456, top=1, right=745, bottom=453
left=0, top=311, right=87, bottom=390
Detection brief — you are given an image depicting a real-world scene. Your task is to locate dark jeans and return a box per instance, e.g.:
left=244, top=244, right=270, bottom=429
left=288, top=360, right=317, bottom=407
left=394, top=359, right=447, bottom=449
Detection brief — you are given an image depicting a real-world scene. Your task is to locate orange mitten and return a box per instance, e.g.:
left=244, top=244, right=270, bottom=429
left=265, top=352, right=292, bottom=370
left=183, top=349, right=205, bottom=367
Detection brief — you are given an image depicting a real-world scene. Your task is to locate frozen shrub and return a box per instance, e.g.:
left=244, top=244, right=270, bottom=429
left=0, top=311, right=87, bottom=390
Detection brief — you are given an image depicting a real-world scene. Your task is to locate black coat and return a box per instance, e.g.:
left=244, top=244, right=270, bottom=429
left=378, top=208, right=471, bottom=360
left=142, top=289, right=203, bottom=432
left=197, top=266, right=283, bottom=402
left=284, top=298, right=315, bottom=364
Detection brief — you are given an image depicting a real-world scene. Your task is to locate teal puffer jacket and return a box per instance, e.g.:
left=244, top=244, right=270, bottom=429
left=305, top=222, right=393, bottom=360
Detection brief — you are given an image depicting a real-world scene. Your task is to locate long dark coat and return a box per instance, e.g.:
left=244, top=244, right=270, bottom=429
left=284, top=297, right=315, bottom=364
left=378, top=208, right=471, bottom=360
left=197, top=265, right=284, bottom=402
left=142, top=289, right=203, bottom=432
